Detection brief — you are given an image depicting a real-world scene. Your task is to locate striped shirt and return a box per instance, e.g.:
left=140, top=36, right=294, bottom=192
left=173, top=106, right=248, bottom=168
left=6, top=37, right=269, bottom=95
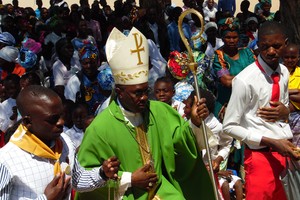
left=0, top=139, right=108, bottom=199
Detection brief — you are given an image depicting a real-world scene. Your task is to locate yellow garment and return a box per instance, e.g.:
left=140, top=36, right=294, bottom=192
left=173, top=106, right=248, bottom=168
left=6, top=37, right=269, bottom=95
left=289, top=66, right=300, bottom=110
left=10, top=124, right=63, bottom=175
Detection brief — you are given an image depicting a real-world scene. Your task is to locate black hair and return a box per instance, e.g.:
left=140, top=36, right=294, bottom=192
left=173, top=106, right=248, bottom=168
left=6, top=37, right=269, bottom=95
left=17, top=85, right=60, bottom=116
left=154, top=76, right=175, bottom=89
left=258, top=21, right=287, bottom=41
left=55, top=37, right=73, bottom=61
left=3, top=74, right=20, bottom=86
left=189, top=88, right=216, bottom=113
left=20, top=72, right=41, bottom=86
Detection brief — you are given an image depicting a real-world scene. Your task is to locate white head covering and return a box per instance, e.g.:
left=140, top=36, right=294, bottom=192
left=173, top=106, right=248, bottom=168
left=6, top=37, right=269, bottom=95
left=205, top=22, right=218, bottom=32
left=106, top=27, right=149, bottom=85
left=0, top=46, right=19, bottom=63
left=245, top=17, right=258, bottom=25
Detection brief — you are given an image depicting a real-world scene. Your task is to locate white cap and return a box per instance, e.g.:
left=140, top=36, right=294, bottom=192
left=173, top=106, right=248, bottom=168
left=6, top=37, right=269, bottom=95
left=106, top=27, right=149, bottom=85
left=205, top=22, right=218, bottom=32
left=245, top=16, right=258, bottom=25
left=0, top=46, right=19, bottom=63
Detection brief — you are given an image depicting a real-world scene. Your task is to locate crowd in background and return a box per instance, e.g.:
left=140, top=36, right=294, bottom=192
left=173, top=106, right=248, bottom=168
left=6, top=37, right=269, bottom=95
left=1, top=0, right=298, bottom=199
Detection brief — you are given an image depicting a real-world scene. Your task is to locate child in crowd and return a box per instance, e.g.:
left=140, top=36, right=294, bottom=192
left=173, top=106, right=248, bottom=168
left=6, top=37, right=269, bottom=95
left=19, top=71, right=41, bottom=89
left=282, top=43, right=300, bottom=147
left=153, top=76, right=186, bottom=117
left=183, top=89, right=242, bottom=200
left=62, top=99, right=75, bottom=132
left=1, top=74, right=21, bottom=132
left=65, top=102, right=89, bottom=149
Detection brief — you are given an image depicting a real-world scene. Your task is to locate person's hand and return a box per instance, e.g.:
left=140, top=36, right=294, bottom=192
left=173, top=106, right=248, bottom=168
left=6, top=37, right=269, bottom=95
left=191, top=96, right=209, bottom=127
left=131, top=163, right=158, bottom=191
left=261, top=137, right=300, bottom=160
left=212, top=156, right=224, bottom=172
left=102, top=156, right=120, bottom=180
left=257, top=101, right=289, bottom=122
left=44, top=172, right=71, bottom=200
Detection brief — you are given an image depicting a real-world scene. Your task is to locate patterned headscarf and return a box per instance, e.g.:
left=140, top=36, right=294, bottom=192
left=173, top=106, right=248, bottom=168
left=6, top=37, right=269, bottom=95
left=18, top=48, right=37, bottom=69
left=18, top=38, right=41, bottom=69
left=78, top=43, right=99, bottom=61
left=97, top=67, right=114, bottom=91
left=167, top=51, right=190, bottom=80
left=22, top=38, right=42, bottom=54
left=173, top=81, right=194, bottom=102
left=218, top=17, right=240, bottom=37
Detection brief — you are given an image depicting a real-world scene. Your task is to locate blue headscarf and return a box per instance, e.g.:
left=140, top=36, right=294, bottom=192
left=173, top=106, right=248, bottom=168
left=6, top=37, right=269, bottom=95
left=97, top=67, right=114, bottom=91
left=173, top=81, right=194, bottom=102
left=18, top=48, right=37, bottom=69
left=78, top=43, right=99, bottom=61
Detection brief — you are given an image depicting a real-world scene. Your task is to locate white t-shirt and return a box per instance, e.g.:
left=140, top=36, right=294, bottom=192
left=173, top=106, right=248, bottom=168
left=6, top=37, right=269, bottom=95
left=52, top=53, right=81, bottom=87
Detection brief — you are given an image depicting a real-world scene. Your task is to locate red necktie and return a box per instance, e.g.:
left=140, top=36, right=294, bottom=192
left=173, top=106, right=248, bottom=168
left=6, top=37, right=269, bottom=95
left=271, top=72, right=280, bottom=102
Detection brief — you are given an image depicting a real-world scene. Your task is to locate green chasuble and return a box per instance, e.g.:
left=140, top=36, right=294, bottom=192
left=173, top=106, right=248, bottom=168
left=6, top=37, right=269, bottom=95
left=76, top=99, right=215, bottom=200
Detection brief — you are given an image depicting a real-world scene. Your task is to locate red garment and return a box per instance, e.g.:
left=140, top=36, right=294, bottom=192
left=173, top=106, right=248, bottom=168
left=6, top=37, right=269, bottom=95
left=271, top=73, right=280, bottom=102
left=244, top=149, right=287, bottom=200
left=246, top=31, right=255, bottom=40
left=256, top=60, right=280, bottom=106
left=1, top=63, right=26, bottom=80
left=0, top=131, right=4, bottom=148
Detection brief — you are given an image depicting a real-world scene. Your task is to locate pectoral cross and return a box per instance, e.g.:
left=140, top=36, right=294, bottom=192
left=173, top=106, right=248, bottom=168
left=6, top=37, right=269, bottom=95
left=131, top=33, right=145, bottom=65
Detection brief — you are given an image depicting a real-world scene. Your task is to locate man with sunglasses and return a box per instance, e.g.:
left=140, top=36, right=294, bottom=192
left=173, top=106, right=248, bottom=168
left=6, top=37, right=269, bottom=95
left=75, top=28, right=215, bottom=200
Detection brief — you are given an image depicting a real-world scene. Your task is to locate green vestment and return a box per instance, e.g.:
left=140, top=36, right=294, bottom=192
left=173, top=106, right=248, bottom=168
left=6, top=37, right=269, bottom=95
left=76, top=99, right=215, bottom=200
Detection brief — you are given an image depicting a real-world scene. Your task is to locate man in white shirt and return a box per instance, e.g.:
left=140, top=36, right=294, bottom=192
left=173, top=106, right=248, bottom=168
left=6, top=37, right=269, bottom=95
left=223, top=21, right=300, bottom=200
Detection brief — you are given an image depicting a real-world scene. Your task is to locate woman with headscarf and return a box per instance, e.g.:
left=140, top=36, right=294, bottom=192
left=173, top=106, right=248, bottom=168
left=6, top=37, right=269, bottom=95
left=18, top=38, right=42, bottom=71
left=213, top=17, right=256, bottom=119
left=65, top=43, right=113, bottom=113
left=257, top=0, right=275, bottom=23
left=0, top=46, right=25, bottom=81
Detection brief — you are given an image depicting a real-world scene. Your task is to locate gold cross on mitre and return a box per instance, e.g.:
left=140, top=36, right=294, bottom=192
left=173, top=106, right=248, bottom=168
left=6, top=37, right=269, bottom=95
left=105, top=27, right=149, bottom=85
left=130, top=33, right=145, bottom=65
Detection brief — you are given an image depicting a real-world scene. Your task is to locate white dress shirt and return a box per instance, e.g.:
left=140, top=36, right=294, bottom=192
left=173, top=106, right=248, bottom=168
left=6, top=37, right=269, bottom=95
left=223, top=55, right=292, bottom=149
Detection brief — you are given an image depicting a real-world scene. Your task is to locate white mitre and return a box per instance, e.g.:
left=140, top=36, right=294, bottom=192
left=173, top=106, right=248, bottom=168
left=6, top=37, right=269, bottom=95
left=106, top=27, right=149, bottom=85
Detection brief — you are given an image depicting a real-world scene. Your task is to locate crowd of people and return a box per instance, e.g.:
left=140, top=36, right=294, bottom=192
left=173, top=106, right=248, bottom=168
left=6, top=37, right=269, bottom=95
left=0, top=0, right=299, bottom=200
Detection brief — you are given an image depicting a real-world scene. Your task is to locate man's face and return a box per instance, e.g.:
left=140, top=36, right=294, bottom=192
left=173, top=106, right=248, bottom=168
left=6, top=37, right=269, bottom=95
left=26, top=96, right=64, bottom=143
left=117, top=82, right=149, bottom=113
left=207, top=0, right=214, bottom=9
left=248, top=21, right=258, bottom=32
left=154, top=81, right=174, bottom=105
left=258, top=33, right=287, bottom=69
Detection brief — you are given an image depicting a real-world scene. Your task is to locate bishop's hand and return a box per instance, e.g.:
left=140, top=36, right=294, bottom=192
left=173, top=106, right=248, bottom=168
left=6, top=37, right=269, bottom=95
left=131, top=163, right=158, bottom=191
left=191, top=96, right=209, bottom=127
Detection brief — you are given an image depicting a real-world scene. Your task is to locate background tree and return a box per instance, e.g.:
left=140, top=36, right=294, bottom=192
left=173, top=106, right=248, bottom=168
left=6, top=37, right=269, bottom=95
left=280, top=0, right=300, bottom=44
